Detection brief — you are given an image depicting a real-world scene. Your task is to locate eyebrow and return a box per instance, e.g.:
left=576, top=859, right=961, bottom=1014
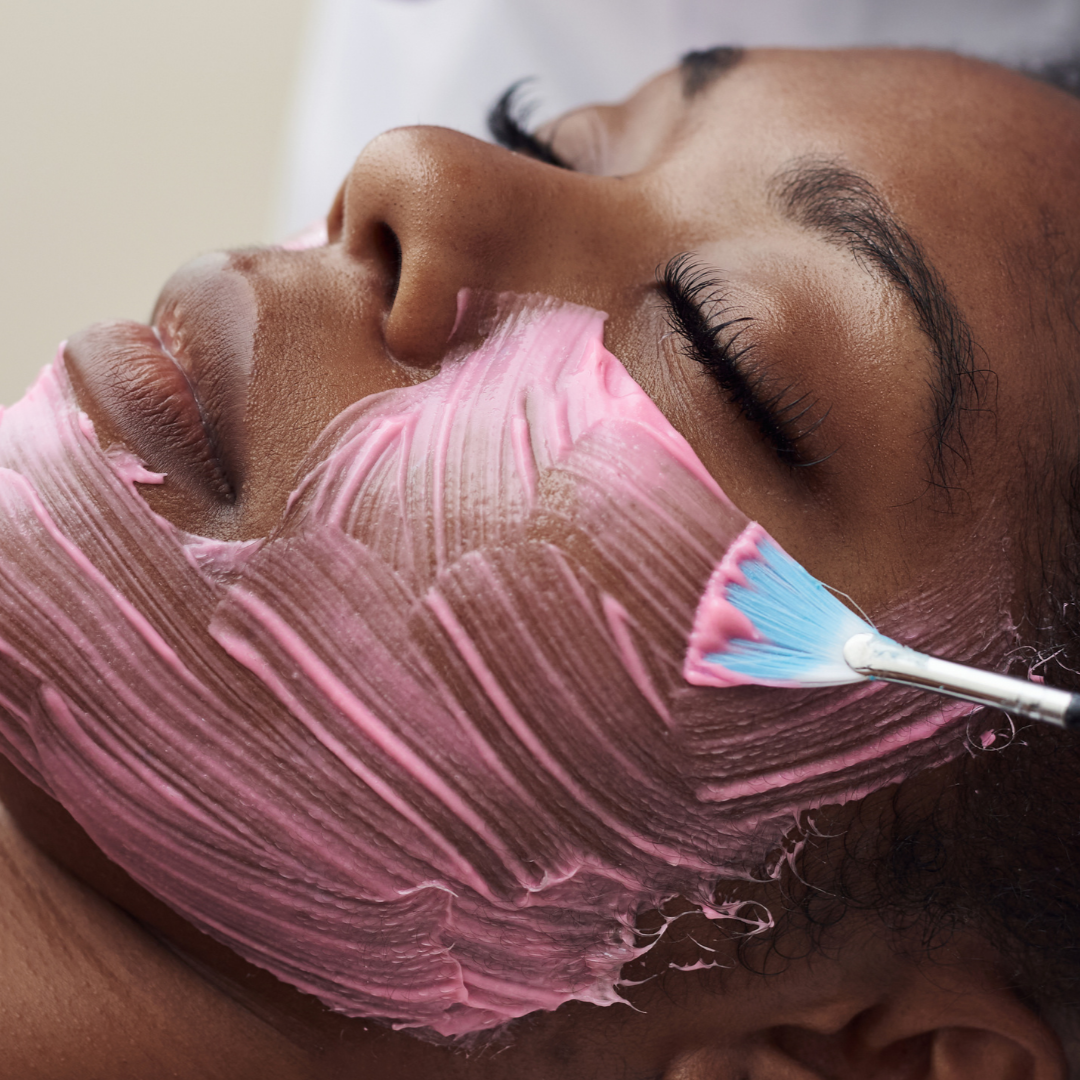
left=679, top=46, right=746, bottom=98
left=772, top=160, right=982, bottom=491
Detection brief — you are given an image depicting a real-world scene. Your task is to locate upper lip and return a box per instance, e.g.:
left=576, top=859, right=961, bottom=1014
left=64, top=253, right=255, bottom=506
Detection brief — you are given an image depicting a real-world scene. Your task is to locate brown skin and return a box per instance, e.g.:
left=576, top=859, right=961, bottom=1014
left=3, top=48, right=1080, bottom=1077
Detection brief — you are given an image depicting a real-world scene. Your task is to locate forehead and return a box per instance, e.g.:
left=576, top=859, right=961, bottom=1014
left=667, top=49, right=1077, bottom=223
left=661, top=48, right=1080, bottom=430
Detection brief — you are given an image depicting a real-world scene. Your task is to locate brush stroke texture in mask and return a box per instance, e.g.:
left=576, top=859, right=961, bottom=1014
left=0, top=296, right=1010, bottom=1035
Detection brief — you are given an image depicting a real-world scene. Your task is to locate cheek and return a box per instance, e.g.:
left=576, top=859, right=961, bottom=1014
left=0, top=299, right=1003, bottom=1038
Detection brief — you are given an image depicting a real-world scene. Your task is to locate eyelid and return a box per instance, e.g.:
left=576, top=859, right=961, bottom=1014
left=659, top=254, right=835, bottom=469
left=538, top=110, right=612, bottom=175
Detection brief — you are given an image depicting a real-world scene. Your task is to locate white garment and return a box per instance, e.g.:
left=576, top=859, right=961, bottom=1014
left=277, top=0, right=1080, bottom=235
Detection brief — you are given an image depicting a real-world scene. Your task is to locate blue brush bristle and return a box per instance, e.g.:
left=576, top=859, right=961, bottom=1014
left=705, top=539, right=877, bottom=686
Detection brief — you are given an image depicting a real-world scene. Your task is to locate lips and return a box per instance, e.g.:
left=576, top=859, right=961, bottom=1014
left=65, top=255, right=256, bottom=509
left=65, top=317, right=234, bottom=501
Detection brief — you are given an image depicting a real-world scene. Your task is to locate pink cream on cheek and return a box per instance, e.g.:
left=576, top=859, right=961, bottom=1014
left=0, top=295, right=1013, bottom=1037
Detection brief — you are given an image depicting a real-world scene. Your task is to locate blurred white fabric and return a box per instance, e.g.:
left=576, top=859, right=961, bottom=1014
left=277, top=0, right=1080, bottom=235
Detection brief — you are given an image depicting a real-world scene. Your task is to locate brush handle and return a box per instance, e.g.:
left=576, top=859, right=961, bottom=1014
left=843, top=633, right=1080, bottom=730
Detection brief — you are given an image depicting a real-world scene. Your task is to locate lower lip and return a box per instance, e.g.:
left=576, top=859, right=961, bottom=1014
left=63, top=319, right=234, bottom=501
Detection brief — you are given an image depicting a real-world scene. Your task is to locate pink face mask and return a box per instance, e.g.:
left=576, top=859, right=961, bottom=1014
left=0, top=295, right=1006, bottom=1036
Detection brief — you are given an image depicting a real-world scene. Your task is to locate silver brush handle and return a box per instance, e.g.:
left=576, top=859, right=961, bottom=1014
left=842, top=633, right=1080, bottom=730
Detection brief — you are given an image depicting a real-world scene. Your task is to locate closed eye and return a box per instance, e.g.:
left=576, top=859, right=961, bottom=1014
left=487, top=81, right=571, bottom=169
left=659, top=254, right=835, bottom=469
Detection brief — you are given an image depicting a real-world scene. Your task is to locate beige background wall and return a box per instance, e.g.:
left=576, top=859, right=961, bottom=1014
left=0, top=0, right=312, bottom=404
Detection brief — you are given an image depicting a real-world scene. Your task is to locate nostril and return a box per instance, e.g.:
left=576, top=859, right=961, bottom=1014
left=374, top=222, right=403, bottom=303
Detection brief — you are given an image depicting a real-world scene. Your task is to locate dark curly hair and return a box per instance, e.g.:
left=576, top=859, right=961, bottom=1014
left=781, top=723, right=1080, bottom=1010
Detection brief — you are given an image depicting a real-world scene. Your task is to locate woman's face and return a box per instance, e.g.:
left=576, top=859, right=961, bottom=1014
left=66, top=47, right=1080, bottom=620
left=10, top=45, right=1080, bottom=1063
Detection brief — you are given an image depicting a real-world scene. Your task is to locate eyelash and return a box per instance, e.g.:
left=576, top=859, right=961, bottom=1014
left=659, top=254, right=833, bottom=468
left=487, top=81, right=570, bottom=168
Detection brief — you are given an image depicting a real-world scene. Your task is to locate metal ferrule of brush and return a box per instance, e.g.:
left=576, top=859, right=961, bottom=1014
left=842, top=633, right=1080, bottom=730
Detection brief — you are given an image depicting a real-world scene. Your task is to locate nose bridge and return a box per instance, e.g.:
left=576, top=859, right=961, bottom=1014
left=337, top=126, right=626, bottom=367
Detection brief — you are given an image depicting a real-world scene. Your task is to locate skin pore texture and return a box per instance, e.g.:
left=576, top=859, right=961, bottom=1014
left=1, top=45, right=1079, bottom=1080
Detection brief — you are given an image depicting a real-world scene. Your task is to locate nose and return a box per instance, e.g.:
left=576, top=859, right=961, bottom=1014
left=329, top=126, right=650, bottom=367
